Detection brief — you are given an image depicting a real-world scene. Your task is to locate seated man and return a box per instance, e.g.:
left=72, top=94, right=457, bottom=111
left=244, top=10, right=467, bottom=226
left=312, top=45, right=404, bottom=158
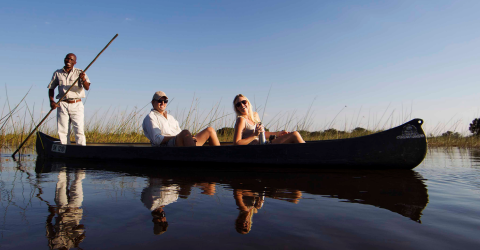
left=142, top=91, right=220, bottom=147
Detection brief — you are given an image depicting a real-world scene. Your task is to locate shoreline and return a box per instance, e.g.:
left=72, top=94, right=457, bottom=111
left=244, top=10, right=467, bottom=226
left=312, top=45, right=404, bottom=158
left=2, top=132, right=480, bottom=152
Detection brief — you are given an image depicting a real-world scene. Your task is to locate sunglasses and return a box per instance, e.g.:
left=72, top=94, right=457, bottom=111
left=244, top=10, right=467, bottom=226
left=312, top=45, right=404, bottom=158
left=235, top=100, right=248, bottom=108
left=156, top=99, right=168, bottom=104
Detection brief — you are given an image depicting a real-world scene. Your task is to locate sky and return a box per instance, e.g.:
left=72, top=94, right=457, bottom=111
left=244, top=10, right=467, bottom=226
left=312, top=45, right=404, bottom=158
left=1, top=0, right=480, bottom=135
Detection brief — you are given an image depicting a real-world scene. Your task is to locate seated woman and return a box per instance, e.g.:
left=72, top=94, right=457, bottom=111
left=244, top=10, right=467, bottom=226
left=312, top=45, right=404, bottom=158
left=232, top=94, right=305, bottom=145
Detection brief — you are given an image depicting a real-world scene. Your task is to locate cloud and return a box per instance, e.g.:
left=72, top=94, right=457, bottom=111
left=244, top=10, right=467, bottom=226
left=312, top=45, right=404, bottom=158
left=45, top=22, right=50, bottom=25
left=125, top=18, right=134, bottom=21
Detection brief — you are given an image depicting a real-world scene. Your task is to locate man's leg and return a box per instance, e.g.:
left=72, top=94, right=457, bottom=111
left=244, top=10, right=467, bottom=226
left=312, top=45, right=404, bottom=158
left=57, top=102, right=70, bottom=144
left=194, top=127, right=220, bottom=146
left=69, top=102, right=86, bottom=146
left=175, top=130, right=196, bottom=147
left=67, top=120, right=72, bottom=145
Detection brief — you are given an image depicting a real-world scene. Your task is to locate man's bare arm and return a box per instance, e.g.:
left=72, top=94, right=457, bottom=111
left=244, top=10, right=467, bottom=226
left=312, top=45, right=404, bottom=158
left=48, top=89, right=58, bottom=109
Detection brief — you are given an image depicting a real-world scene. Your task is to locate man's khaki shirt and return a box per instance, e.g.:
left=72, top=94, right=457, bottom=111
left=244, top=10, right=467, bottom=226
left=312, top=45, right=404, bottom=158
left=47, top=67, right=90, bottom=100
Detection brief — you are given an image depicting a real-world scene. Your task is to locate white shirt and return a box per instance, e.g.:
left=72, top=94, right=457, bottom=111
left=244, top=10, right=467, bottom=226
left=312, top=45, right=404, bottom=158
left=142, top=109, right=182, bottom=146
left=47, top=67, right=90, bottom=100
left=141, top=183, right=180, bottom=211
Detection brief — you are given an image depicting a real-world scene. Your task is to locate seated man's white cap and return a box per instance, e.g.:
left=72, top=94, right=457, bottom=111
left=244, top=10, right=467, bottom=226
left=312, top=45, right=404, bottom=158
left=153, top=91, right=168, bottom=100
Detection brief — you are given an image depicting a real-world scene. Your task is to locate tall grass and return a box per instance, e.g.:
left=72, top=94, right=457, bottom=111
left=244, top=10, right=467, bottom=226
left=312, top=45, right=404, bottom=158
left=2, top=90, right=480, bottom=152
left=426, top=136, right=480, bottom=148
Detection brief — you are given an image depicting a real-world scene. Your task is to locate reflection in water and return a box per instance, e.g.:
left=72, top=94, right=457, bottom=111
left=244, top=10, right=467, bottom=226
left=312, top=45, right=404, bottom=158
left=226, top=170, right=428, bottom=223
left=426, top=147, right=480, bottom=167
left=234, top=189, right=265, bottom=234
left=140, top=176, right=218, bottom=235
left=469, top=148, right=480, bottom=163
left=234, top=188, right=303, bottom=234
left=45, top=163, right=86, bottom=249
left=9, top=149, right=480, bottom=249
left=141, top=178, right=179, bottom=235
left=36, top=159, right=429, bottom=238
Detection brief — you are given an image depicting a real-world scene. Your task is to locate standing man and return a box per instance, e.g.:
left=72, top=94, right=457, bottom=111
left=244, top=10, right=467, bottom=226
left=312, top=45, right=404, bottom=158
left=142, top=91, right=220, bottom=147
left=48, top=53, right=90, bottom=146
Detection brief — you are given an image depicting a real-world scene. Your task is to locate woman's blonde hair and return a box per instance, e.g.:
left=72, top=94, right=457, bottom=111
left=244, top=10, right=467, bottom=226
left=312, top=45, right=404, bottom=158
left=233, top=94, right=260, bottom=123
left=235, top=208, right=256, bottom=234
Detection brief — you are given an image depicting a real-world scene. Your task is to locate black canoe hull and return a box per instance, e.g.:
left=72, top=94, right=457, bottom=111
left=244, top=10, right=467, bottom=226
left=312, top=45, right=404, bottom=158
left=35, top=118, right=428, bottom=169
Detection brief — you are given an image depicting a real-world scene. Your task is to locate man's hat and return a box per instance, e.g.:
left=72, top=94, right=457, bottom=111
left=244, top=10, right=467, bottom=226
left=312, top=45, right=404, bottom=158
left=152, top=91, right=168, bottom=101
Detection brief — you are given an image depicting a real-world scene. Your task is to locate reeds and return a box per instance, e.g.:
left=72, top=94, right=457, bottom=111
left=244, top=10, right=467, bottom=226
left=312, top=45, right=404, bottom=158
left=426, top=136, right=480, bottom=148
left=2, top=90, right=480, bottom=152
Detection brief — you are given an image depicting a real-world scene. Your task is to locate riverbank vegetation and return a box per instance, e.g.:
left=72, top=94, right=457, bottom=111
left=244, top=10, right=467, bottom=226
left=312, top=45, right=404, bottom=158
left=2, top=93, right=480, bottom=152
left=3, top=115, right=480, bottom=151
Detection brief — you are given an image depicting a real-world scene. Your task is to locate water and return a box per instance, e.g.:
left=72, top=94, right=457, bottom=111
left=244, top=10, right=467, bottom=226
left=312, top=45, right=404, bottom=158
left=1, top=148, right=480, bottom=249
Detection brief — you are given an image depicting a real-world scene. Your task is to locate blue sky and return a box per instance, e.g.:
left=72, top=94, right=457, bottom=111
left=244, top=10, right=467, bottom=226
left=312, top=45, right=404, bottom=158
left=1, top=0, right=480, bottom=134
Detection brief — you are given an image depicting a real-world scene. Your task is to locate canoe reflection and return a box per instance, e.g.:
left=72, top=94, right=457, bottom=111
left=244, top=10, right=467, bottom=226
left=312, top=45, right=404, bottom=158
left=36, top=159, right=429, bottom=238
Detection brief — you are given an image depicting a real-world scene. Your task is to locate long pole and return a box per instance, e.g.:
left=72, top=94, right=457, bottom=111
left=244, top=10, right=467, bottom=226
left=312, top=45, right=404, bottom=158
left=12, top=34, right=119, bottom=159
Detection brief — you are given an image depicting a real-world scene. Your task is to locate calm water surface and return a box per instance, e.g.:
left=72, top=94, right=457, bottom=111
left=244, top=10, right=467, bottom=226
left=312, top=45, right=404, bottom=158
left=1, top=148, right=479, bottom=249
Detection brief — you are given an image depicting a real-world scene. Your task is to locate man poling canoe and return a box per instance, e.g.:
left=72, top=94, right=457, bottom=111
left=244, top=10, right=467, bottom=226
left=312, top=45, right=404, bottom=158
left=12, top=34, right=118, bottom=159
left=48, top=53, right=91, bottom=146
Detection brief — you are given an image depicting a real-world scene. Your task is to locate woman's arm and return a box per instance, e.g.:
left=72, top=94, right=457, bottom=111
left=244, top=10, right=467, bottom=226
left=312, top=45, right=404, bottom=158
left=253, top=113, right=289, bottom=138
left=233, top=117, right=259, bottom=145
left=234, top=189, right=249, bottom=211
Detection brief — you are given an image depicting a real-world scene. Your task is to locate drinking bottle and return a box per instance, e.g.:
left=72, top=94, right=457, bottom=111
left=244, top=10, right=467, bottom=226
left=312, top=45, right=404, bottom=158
left=258, top=122, right=266, bottom=145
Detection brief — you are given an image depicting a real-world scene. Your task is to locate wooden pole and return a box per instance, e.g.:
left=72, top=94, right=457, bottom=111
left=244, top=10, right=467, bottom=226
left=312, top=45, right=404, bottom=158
left=11, top=34, right=119, bottom=159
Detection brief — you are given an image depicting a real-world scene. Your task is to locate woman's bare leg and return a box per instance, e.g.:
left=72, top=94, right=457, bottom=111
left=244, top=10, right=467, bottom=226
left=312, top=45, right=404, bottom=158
left=195, top=127, right=220, bottom=146
left=271, top=131, right=305, bottom=144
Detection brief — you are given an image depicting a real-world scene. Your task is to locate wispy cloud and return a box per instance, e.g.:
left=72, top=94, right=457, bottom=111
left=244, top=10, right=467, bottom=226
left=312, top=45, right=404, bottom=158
left=125, top=18, right=134, bottom=21
left=45, top=22, right=50, bottom=25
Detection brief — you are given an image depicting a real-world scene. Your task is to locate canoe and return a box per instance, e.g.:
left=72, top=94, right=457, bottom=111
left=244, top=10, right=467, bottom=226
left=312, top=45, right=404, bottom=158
left=35, top=118, right=427, bottom=169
